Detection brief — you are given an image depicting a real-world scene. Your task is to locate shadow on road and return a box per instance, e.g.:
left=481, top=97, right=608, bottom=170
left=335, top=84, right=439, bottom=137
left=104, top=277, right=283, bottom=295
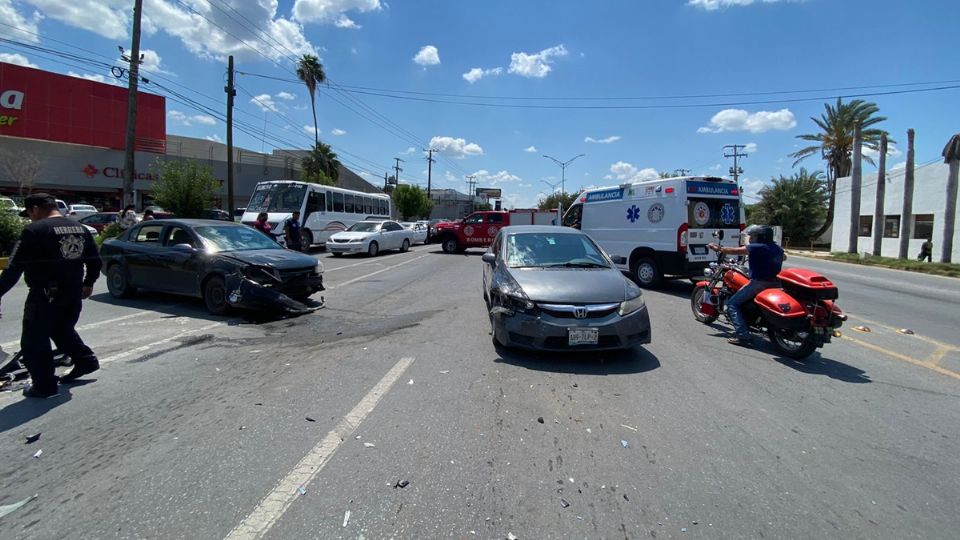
left=0, top=386, right=74, bottom=434
left=88, top=292, right=323, bottom=325
left=494, top=344, right=661, bottom=375
left=772, top=353, right=872, bottom=384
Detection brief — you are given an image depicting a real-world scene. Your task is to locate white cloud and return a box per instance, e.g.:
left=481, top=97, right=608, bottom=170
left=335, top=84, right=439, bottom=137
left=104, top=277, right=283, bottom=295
left=688, top=0, right=797, bottom=9
left=0, top=0, right=42, bottom=43
left=862, top=143, right=901, bottom=160
left=585, top=135, right=621, bottom=144
left=0, top=52, right=37, bottom=68
left=890, top=161, right=906, bottom=170
left=609, top=161, right=660, bottom=182
left=462, top=66, right=502, bottom=83
left=276, top=91, right=296, bottom=100
left=524, top=146, right=538, bottom=153
left=331, top=128, right=346, bottom=136
left=429, top=136, right=484, bottom=159
left=204, top=134, right=223, bottom=143
left=168, top=109, right=217, bottom=126
left=698, top=108, right=796, bottom=133
left=67, top=71, right=112, bottom=84
left=744, top=142, right=758, bottom=153
left=304, top=125, right=319, bottom=135
left=400, top=146, right=417, bottom=155
left=293, top=0, right=381, bottom=25
left=250, top=94, right=279, bottom=112
left=471, top=169, right=522, bottom=186
left=139, top=49, right=173, bottom=75
left=508, top=44, right=568, bottom=78
left=413, top=45, right=440, bottom=66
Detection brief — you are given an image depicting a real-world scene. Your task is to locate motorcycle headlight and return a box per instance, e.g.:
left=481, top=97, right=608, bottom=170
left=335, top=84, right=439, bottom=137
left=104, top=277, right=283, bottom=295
left=704, top=268, right=714, bottom=277
left=619, top=293, right=646, bottom=316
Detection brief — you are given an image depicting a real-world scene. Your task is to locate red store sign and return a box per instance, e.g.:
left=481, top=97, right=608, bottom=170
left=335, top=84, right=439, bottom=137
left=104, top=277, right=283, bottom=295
left=81, top=163, right=158, bottom=182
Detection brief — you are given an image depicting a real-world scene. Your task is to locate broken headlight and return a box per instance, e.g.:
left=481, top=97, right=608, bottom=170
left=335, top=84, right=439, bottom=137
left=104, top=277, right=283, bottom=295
left=492, top=268, right=535, bottom=313
left=242, top=266, right=281, bottom=285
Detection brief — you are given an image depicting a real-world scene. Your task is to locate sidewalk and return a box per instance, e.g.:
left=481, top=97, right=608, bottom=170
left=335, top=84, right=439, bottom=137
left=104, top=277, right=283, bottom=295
left=784, top=249, right=832, bottom=259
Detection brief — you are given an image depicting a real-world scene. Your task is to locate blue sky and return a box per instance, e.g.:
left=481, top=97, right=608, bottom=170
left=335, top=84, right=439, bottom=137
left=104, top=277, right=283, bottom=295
left=1, top=0, right=958, bottom=208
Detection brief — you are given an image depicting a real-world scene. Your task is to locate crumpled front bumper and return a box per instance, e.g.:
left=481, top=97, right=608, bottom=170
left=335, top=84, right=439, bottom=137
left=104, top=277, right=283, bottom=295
left=225, top=274, right=325, bottom=315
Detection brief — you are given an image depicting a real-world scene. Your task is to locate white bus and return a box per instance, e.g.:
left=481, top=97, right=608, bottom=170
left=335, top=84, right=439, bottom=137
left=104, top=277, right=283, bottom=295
left=241, top=180, right=392, bottom=249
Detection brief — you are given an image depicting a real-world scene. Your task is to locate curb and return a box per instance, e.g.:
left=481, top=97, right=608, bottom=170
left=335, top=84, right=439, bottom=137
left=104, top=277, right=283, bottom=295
left=789, top=252, right=960, bottom=279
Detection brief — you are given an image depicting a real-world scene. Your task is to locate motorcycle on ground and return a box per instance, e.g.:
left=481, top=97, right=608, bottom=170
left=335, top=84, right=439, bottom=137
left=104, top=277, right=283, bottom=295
left=690, top=231, right=847, bottom=359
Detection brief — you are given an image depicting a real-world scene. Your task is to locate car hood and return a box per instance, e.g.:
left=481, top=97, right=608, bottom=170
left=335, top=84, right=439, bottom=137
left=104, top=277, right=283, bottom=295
left=220, top=249, right=317, bottom=270
left=329, top=231, right=376, bottom=241
left=509, top=267, right=629, bottom=304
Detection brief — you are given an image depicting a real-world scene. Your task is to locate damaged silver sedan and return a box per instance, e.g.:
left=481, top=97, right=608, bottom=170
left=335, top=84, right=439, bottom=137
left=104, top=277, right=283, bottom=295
left=101, top=219, right=324, bottom=315
left=482, top=226, right=652, bottom=351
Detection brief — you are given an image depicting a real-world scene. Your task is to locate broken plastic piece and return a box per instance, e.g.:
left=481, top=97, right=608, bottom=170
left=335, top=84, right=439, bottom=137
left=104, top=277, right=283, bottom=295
left=854, top=325, right=871, bottom=333
left=439, top=370, right=449, bottom=374
left=363, top=442, right=376, bottom=448
left=537, top=417, right=544, bottom=424
left=620, top=424, right=638, bottom=431
left=342, top=510, right=351, bottom=527
left=408, top=379, right=414, bottom=385
left=33, top=449, right=42, bottom=458
left=25, top=433, right=40, bottom=444
left=682, top=528, right=687, bottom=533
left=507, top=533, right=518, bottom=540
left=0, top=495, right=37, bottom=519
left=297, top=486, right=306, bottom=496
left=560, top=498, right=570, bottom=508
left=897, top=328, right=915, bottom=335
left=394, top=480, right=409, bottom=489
left=305, top=416, right=316, bottom=422
left=621, top=440, right=629, bottom=449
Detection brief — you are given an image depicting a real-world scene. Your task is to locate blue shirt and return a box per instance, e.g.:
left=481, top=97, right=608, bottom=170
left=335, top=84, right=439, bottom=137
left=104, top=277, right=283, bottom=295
left=746, top=242, right=784, bottom=280
left=285, top=218, right=301, bottom=243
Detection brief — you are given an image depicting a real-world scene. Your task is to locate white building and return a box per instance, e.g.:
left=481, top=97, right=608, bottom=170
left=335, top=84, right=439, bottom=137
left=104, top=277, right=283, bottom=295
left=832, top=162, right=959, bottom=259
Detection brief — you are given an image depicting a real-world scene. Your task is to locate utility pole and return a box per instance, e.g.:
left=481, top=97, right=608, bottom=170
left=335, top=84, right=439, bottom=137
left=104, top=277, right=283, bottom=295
left=542, top=153, right=585, bottom=194
left=674, top=168, right=692, bottom=177
left=224, top=55, right=236, bottom=215
left=424, top=148, right=437, bottom=199
left=466, top=175, right=477, bottom=212
left=121, top=0, right=143, bottom=208
left=723, top=144, right=748, bottom=186
left=848, top=124, right=863, bottom=254
left=393, top=157, right=404, bottom=184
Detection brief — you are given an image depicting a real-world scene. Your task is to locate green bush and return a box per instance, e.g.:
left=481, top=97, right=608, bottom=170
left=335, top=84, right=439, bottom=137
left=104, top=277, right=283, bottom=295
left=829, top=252, right=960, bottom=278
left=96, top=222, right=123, bottom=248
left=0, top=211, right=25, bottom=257
left=150, top=159, right=220, bottom=218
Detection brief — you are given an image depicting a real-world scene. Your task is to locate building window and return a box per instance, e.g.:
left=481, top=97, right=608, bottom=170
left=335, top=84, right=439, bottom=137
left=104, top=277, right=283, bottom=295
left=883, top=215, right=900, bottom=238
left=913, top=214, right=934, bottom=240
left=859, top=216, right=873, bottom=237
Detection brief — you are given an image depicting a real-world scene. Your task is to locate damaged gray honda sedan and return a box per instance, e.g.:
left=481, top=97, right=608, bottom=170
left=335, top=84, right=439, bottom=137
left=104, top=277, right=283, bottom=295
left=482, top=226, right=651, bottom=351
left=101, top=219, right=323, bottom=315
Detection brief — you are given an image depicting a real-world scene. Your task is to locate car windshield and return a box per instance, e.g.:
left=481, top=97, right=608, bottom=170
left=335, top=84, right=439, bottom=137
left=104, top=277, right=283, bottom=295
left=194, top=225, right=282, bottom=252
left=348, top=222, right=381, bottom=232
left=246, top=184, right=307, bottom=213
left=505, top=232, right=610, bottom=268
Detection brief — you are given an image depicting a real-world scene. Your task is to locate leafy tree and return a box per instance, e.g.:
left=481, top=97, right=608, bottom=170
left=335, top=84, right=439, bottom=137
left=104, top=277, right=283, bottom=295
left=302, top=169, right=335, bottom=186
left=296, top=54, right=326, bottom=147
left=751, top=168, right=829, bottom=246
left=392, top=185, right=432, bottom=220
left=476, top=202, right=493, bottom=211
left=790, top=98, right=890, bottom=239
left=150, top=159, right=220, bottom=218
left=538, top=191, right=581, bottom=212
left=301, top=142, right=340, bottom=183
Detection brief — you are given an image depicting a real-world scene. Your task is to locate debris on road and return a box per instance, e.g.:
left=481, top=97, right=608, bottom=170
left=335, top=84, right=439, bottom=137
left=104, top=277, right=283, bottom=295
left=621, top=440, right=630, bottom=449
left=32, top=449, right=42, bottom=458
left=25, top=433, right=40, bottom=444
left=342, top=510, right=351, bottom=527
left=586, top=428, right=592, bottom=434
left=560, top=498, right=570, bottom=508
left=692, top=520, right=699, bottom=525
left=408, top=379, right=414, bottom=385
left=681, top=527, right=687, bottom=533
left=854, top=325, right=871, bottom=333
left=572, top=383, right=578, bottom=388
left=507, top=533, right=518, bottom=540
left=363, top=442, right=376, bottom=448
left=537, top=417, right=544, bottom=424
left=568, top=477, right=574, bottom=483
left=239, top=426, right=246, bottom=430
left=305, top=416, right=316, bottom=422
left=394, top=480, right=409, bottom=489
left=355, top=435, right=362, bottom=440
left=254, top=402, right=263, bottom=406
left=439, top=370, right=450, bottom=374
left=898, top=328, right=915, bottom=335
left=620, top=424, right=638, bottom=432
left=0, top=495, right=37, bottom=519
left=297, top=486, right=306, bottom=496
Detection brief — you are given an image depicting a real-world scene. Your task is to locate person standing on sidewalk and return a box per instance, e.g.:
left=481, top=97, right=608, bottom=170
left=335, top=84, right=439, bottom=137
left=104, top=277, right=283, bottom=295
left=918, top=237, right=933, bottom=262
left=0, top=193, right=103, bottom=398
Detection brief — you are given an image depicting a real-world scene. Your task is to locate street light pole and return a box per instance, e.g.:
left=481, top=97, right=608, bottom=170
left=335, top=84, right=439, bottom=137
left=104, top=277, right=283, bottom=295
left=542, top=153, right=585, bottom=194
left=541, top=179, right=561, bottom=192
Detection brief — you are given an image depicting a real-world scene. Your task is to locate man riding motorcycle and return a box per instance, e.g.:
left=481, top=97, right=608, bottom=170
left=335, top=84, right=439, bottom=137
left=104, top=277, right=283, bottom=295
left=708, top=225, right=785, bottom=348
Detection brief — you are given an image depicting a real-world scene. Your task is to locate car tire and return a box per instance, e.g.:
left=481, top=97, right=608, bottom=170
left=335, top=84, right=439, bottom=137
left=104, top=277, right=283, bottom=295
left=441, top=237, right=459, bottom=254
left=400, top=239, right=410, bottom=252
left=633, top=257, right=663, bottom=289
left=203, top=276, right=230, bottom=315
left=106, top=264, right=136, bottom=298
left=368, top=241, right=379, bottom=257
left=300, top=230, right=313, bottom=252
left=332, top=252, right=343, bottom=257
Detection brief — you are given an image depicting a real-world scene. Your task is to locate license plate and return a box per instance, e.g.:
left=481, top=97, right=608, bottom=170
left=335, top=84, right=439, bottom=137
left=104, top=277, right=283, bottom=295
left=691, top=245, right=709, bottom=255
left=568, top=328, right=599, bottom=346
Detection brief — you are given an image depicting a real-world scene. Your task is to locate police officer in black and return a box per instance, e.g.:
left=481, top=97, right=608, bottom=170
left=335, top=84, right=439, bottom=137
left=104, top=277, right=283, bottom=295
left=0, top=193, right=102, bottom=398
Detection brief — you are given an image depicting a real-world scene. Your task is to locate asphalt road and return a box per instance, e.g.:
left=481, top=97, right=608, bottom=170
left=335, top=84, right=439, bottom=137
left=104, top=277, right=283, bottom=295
left=1, top=246, right=958, bottom=539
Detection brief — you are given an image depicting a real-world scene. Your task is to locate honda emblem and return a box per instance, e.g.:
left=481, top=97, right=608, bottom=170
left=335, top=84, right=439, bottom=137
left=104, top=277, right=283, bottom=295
left=573, top=306, right=588, bottom=319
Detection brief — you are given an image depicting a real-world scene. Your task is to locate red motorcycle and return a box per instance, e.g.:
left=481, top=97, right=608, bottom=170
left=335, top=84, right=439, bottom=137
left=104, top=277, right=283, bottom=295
left=690, top=233, right=847, bottom=359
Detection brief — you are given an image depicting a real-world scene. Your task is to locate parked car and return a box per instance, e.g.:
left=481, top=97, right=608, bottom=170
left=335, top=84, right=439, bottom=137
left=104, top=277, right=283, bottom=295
left=204, top=209, right=233, bottom=221
left=325, top=220, right=414, bottom=257
left=66, top=204, right=99, bottom=219
left=402, top=222, right=429, bottom=244
left=144, top=206, right=175, bottom=219
left=0, top=197, right=22, bottom=213
left=482, top=226, right=652, bottom=351
left=233, top=207, right=246, bottom=222
left=100, top=219, right=324, bottom=315
left=78, top=212, right=118, bottom=233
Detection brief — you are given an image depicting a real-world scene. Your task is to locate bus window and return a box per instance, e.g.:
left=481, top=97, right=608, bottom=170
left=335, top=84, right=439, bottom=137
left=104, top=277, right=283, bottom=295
left=563, top=203, right=583, bottom=229
left=355, top=196, right=365, bottom=214
left=344, top=194, right=354, bottom=213
left=381, top=199, right=388, bottom=216
left=364, top=198, right=372, bottom=214
left=306, top=191, right=324, bottom=217
left=332, top=192, right=344, bottom=212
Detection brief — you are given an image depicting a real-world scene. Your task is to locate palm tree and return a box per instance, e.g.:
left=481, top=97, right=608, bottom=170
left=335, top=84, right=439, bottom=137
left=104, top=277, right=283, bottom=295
left=301, top=142, right=341, bottom=184
left=790, top=98, right=890, bottom=239
left=943, top=133, right=960, bottom=263
left=296, top=54, right=326, bottom=146
left=753, top=168, right=829, bottom=246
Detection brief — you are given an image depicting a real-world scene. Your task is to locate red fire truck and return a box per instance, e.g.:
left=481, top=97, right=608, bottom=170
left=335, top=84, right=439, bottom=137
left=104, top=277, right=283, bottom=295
left=433, top=209, right=559, bottom=253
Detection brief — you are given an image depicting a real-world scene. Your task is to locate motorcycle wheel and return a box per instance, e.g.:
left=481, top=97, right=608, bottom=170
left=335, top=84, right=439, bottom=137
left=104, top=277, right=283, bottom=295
left=690, top=285, right=719, bottom=324
left=767, top=327, right=817, bottom=359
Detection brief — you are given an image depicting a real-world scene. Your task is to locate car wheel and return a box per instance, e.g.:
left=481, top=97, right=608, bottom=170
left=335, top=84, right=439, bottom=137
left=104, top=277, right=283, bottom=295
left=400, top=239, right=410, bottom=252
left=106, top=264, right=136, bottom=298
left=441, top=237, right=459, bottom=254
left=633, top=257, right=662, bottom=289
left=332, top=252, right=343, bottom=257
left=300, top=230, right=313, bottom=252
left=203, top=276, right=230, bottom=315
left=368, top=241, right=379, bottom=257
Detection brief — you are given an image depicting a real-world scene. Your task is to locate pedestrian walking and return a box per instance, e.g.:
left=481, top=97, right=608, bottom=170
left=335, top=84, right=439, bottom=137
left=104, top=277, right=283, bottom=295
left=253, top=212, right=273, bottom=238
left=117, top=205, right=139, bottom=230
left=917, top=237, right=933, bottom=262
left=0, top=193, right=102, bottom=398
left=284, top=210, right=303, bottom=251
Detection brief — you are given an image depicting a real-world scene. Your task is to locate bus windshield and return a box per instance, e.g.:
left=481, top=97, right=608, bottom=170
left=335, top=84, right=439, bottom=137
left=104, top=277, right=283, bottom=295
left=247, top=183, right=308, bottom=213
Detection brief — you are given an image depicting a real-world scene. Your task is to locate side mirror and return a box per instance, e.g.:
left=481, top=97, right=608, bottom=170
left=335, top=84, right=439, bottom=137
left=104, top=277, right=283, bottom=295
left=713, top=230, right=724, bottom=240
left=172, top=243, right=196, bottom=253
left=481, top=252, right=497, bottom=265
left=611, top=255, right=627, bottom=265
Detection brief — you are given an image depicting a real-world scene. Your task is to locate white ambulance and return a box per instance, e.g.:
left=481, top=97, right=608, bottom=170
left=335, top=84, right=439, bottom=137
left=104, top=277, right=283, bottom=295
left=561, top=176, right=744, bottom=287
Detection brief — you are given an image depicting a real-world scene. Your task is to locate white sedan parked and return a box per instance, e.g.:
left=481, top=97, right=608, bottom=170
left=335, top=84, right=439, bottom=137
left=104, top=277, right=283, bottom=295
left=326, top=220, right=415, bottom=257
left=67, top=204, right=99, bottom=219
left=402, top=222, right=428, bottom=244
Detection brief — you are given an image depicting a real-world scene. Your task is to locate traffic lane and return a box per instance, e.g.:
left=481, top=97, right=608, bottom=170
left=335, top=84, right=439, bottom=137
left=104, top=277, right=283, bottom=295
left=268, top=278, right=960, bottom=538
left=786, top=255, right=960, bottom=347
left=0, top=243, right=471, bottom=539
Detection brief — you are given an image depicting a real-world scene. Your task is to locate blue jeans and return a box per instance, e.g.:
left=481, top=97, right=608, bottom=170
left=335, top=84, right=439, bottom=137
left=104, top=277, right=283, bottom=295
left=726, top=279, right=778, bottom=338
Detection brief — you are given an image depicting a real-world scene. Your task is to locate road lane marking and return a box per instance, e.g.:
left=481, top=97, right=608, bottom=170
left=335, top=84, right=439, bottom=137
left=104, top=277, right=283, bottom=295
left=844, top=313, right=960, bottom=352
left=0, top=310, right=162, bottom=350
left=927, top=346, right=950, bottom=367
left=325, top=254, right=431, bottom=291
left=98, top=321, right=226, bottom=365
left=224, top=356, right=415, bottom=540
left=843, top=335, right=960, bottom=381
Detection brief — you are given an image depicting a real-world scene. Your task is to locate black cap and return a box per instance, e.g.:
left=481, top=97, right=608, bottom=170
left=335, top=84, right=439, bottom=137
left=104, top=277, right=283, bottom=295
left=19, top=192, right=56, bottom=217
